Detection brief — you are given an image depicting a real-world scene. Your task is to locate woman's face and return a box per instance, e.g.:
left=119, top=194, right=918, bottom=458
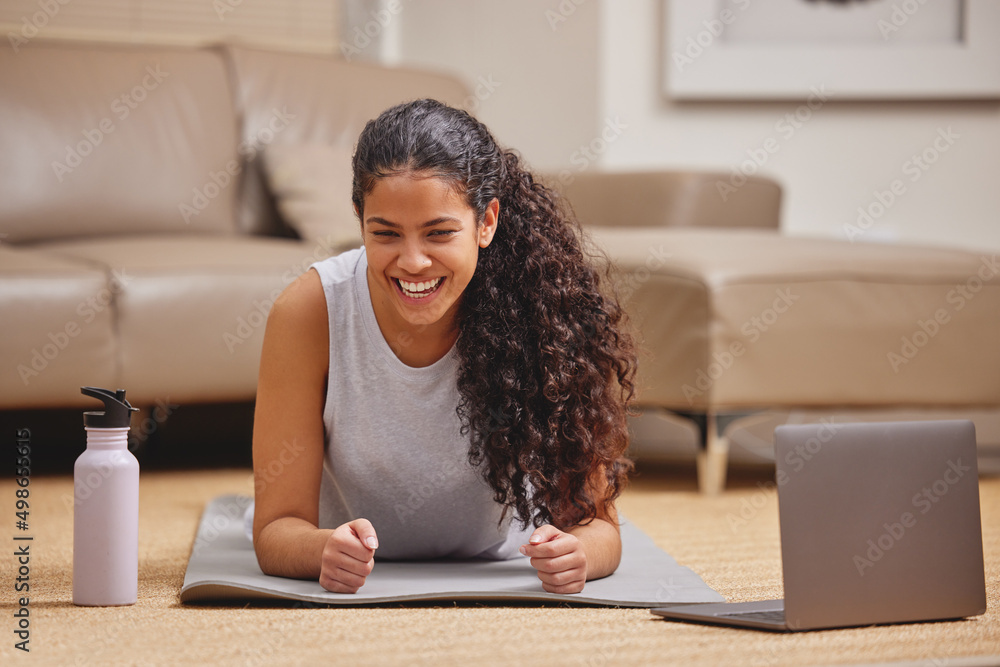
left=362, top=173, right=498, bottom=334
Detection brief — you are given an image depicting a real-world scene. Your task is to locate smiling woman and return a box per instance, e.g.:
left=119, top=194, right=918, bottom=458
left=250, top=99, right=637, bottom=597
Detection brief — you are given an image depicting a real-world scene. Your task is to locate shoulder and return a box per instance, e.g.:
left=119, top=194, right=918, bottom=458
left=263, top=268, right=329, bottom=366
left=310, top=247, right=364, bottom=288
left=269, top=248, right=365, bottom=342
left=273, top=268, right=326, bottom=324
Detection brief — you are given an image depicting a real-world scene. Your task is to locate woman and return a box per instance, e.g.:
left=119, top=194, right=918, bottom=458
left=251, top=99, right=636, bottom=595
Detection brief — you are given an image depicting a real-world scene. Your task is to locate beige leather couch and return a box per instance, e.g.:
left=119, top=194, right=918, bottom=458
left=562, top=174, right=1000, bottom=491
left=1, top=40, right=469, bottom=410
left=0, top=40, right=785, bottom=417
left=3, top=41, right=998, bottom=491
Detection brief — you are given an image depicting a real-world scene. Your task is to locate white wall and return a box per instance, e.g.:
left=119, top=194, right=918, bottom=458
left=395, top=0, right=601, bottom=173
left=600, top=1, right=1000, bottom=252
left=395, top=1, right=1000, bottom=253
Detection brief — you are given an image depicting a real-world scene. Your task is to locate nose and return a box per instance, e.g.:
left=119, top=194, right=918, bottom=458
left=396, top=239, right=432, bottom=274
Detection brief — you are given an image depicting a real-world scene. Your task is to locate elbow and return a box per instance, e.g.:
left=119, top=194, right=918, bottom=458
left=601, top=541, right=623, bottom=579
left=253, top=543, right=277, bottom=577
left=251, top=524, right=282, bottom=577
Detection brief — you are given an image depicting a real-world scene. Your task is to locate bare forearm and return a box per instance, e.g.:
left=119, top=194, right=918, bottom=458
left=254, top=517, right=333, bottom=580
left=567, top=518, right=621, bottom=580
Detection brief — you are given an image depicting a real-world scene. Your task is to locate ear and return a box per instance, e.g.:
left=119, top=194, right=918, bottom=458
left=478, top=198, right=500, bottom=248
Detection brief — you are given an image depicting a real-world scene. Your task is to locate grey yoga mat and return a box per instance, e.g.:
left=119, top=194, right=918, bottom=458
left=180, top=494, right=725, bottom=607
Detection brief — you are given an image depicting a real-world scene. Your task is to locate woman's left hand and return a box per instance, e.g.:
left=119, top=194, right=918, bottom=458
left=519, top=525, right=588, bottom=594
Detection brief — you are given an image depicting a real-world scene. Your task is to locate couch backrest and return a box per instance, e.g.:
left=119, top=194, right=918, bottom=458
left=551, top=171, right=782, bottom=230
left=221, top=45, right=470, bottom=237
left=0, top=41, right=240, bottom=244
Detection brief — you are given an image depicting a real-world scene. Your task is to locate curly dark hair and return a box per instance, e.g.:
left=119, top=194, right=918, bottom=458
left=352, top=99, right=636, bottom=529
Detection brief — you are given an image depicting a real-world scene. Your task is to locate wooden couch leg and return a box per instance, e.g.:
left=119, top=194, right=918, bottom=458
left=696, top=415, right=729, bottom=495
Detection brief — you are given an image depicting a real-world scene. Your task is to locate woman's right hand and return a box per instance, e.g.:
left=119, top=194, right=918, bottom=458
left=319, top=519, right=379, bottom=593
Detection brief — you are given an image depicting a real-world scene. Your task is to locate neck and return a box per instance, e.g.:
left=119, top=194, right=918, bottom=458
left=391, top=322, right=458, bottom=368
left=367, top=272, right=459, bottom=368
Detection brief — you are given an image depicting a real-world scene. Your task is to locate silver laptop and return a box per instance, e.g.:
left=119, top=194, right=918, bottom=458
left=651, top=420, right=986, bottom=631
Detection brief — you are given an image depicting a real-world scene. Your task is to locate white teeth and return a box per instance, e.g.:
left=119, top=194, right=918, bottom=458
left=398, top=277, right=442, bottom=298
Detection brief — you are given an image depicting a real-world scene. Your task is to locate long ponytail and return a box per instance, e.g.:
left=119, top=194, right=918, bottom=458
left=353, top=99, right=637, bottom=528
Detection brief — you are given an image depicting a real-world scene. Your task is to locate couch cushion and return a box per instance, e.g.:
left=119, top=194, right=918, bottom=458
left=222, top=45, right=470, bottom=235
left=262, top=143, right=360, bottom=251
left=589, top=228, right=1000, bottom=411
left=0, top=247, right=118, bottom=408
left=0, top=41, right=239, bottom=243
left=43, top=235, right=345, bottom=405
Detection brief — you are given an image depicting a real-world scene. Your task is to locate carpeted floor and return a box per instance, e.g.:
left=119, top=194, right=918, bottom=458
left=2, top=464, right=998, bottom=666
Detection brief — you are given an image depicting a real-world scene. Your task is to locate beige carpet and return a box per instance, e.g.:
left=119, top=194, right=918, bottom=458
left=2, top=465, right=998, bottom=666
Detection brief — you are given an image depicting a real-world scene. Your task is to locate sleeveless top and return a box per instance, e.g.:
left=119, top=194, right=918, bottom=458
left=311, top=248, right=534, bottom=560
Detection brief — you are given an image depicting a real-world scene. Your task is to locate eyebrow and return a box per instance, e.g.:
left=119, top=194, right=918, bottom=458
left=364, top=216, right=460, bottom=229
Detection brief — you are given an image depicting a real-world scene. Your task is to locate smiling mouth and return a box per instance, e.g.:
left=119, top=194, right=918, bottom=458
left=395, top=277, right=444, bottom=299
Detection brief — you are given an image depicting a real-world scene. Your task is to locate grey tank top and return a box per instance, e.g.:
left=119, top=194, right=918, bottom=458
left=312, top=248, right=534, bottom=560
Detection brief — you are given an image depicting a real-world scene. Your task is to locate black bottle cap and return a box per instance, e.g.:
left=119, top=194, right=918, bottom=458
left=81, top=386, right=138, bottom=429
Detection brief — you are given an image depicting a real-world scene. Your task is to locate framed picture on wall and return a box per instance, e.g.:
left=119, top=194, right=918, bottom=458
left=665, top=0, right=1000, bottom=100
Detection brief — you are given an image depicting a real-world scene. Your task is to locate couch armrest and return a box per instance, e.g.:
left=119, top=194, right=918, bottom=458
left=545, top=171, right=781, bottom=230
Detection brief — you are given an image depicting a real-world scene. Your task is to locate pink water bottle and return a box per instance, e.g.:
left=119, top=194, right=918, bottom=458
left=73, top=387, right=139, bottom=606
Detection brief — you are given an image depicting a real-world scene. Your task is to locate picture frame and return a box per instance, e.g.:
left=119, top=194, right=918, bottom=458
left=665, top=0, right=1000, bottom=100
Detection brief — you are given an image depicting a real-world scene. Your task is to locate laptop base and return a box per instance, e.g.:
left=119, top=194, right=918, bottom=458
left=652, top=600, right=791, bottom=632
